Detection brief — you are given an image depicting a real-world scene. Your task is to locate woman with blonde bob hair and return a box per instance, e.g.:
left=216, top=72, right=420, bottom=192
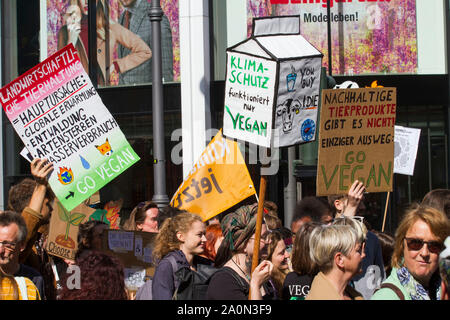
left=372, top=205, right=450, bottom=300
left=151, top=212, right=208, bottom=299
left=306, top=224, right=365, bottom=300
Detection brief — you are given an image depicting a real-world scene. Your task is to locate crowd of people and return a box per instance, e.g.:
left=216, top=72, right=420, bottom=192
left=1, top=158, right=450, bottom=301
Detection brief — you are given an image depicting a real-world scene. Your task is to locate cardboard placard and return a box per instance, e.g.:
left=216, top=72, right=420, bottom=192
left=46, top=200, right=95, bottom=261
left=101, top=229, right=157, bottom=291
left=316, top=87, right=396, bottom=195
left=223, top=16, right=323, bottom=148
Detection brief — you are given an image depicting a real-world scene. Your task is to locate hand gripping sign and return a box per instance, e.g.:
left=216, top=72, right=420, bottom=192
left=0, top=44, right=140, bottom=211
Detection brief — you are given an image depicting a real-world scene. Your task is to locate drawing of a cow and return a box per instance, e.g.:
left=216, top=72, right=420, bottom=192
left=277, top=98, right=301, bottom=133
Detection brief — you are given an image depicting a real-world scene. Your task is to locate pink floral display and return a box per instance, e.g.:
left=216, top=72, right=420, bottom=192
left=246, top=0, right=417, bottom=75
left=46, top=0, right=180, bottom=84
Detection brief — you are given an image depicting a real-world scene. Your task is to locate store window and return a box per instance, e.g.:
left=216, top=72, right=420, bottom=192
left=44, top=0, right=180, bottom=87
left=213, top=0, right=447, bottom=79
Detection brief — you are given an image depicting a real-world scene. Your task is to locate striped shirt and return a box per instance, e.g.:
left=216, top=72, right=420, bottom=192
left=1, top=277, right=41, bottom=300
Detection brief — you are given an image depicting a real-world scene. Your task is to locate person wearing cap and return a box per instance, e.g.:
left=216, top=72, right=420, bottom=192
left=207, top=203, right=273, bottom=300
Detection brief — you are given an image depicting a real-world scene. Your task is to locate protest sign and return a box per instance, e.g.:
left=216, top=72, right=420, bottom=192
left=223, top=16, right=323, bottom=148
left=394, top=125, right=421, bottom=176
left=101, top=229, right=157, bottom=291
left=0, top=44, right=140, bottom=212
left=316, top=87, right=397, bottom=195
left=170, top=130, right=256, bottom=222
left=46, top=199, right=95, bottom=261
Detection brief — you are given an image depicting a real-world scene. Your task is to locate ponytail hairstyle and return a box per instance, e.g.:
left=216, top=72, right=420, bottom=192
left=152, top=212, right=203, bottom=262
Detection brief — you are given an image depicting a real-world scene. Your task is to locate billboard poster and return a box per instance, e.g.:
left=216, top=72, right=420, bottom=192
left=45, top=0, right=179, bottom=85
left=248, top=0, right=417, bottom=75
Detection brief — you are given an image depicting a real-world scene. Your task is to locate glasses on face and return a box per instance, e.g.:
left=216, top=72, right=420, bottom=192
left=404, top=237, right=443, bottom=254
left=0, top=240, right=17, bottom=251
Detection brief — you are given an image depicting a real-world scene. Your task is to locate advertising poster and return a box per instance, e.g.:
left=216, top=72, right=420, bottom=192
left=45, top=0, right=179, bottom=85
left=248, top=0, right=417, bottom=75
left=46, top=200, right=95, bottom=261
left=316, top=87, right=396, bottom=196
left=0, top=44, right=140, bottom=212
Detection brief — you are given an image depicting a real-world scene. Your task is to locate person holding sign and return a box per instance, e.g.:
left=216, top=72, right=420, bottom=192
left=8, top=158, right=57, bottom=299
left=151, top=212, right=210, bottom=300
left=207, top=204, right=274, bottom=300
left=328, top=180, right=385, bottom=300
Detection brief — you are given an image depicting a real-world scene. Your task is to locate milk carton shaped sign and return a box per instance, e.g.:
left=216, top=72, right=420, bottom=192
left=223, top=16, right=323, bottom=148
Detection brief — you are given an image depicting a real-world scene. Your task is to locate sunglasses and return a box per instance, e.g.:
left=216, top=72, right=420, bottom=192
left=404, top=237, right=444, bottom=254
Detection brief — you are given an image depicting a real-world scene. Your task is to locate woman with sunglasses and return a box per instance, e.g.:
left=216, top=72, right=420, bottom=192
left=372, top=205, right=450, bottom=300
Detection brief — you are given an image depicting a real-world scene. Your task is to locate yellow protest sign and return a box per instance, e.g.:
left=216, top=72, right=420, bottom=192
left=170, top=130, right=256, bottom=221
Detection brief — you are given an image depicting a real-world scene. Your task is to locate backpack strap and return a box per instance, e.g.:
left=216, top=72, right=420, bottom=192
left=14, top=277, right=28, bottom=300
left=375, top=283, right=405, bottom=300
left=166, top=255, right=181, bottom=290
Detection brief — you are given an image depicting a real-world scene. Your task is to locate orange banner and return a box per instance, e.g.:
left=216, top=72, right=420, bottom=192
left=170, top=130, right=256, bottom=221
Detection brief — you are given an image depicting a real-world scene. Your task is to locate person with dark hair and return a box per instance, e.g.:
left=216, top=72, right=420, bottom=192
left=372, top=230, right=395, bottom=277
left=122, top=201, right=159, bottom=233
left=75, top=220, right=109, bottom=262
left=291, top=197, right=333, bottom=235
left=422, top=189, right=450, bottom=219
left=156, top=205, right=187, bottom=230
left=207, top=203, right=273, bottom=300
left=283, top=221, right=321, bottom=300
left=0, top=211, right=41, bottom=300
left=8, top=158, right=57, bottom=299
left=372, top=205, right=450, bottom=300
left=59, top=250, right=127, bottom=300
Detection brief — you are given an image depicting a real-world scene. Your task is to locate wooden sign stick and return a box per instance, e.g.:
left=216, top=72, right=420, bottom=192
left=248, top=174, right=268, bottom=299
left=381, top=191, right=390, bottom=232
